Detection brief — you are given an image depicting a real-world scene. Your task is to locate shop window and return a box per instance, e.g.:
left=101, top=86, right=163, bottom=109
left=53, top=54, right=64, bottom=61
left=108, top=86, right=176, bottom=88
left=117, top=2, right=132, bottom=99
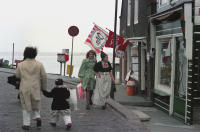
left=127, top=0, right=131, bottom=26
left=131, top=44, right=139, bottom=81
left=159, top=38, right=172, bottom=87
left=134, top=0, right=139, bottom=24
left=157, top=0, right=169, bottom=8
left=157, top=0, right=181, bottom=9
left=174, top=36, right=186, bottom=97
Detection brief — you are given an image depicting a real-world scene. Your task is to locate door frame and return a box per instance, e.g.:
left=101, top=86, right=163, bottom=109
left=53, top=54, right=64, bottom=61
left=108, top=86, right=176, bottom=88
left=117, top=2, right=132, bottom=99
left=154, top=33, right=183, bottom=115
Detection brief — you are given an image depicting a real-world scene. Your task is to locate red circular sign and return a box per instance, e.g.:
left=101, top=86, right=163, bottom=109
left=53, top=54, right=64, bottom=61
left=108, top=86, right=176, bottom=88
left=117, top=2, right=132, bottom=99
left=68, top=26, right=79, bottom=37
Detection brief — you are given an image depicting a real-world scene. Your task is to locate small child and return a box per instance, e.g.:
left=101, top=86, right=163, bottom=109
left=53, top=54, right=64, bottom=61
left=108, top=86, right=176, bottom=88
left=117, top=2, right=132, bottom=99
left=42, top=78, right=72, bottom=130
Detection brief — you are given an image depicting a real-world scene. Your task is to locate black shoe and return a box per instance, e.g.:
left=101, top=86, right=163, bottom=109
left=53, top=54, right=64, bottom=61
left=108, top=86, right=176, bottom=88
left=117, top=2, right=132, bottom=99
left=17, top=94, right=20, bottom=99
left=36, top=118, right=41, bottom=128
left=50, top=122, right=56, bottom=127
left=22, top=125, right=30, bottom=130
left=86, top=105, right=90, bottom=110
left=102, top=106, right=106, bottom=110
left=90, top=100, right=93, bottom=105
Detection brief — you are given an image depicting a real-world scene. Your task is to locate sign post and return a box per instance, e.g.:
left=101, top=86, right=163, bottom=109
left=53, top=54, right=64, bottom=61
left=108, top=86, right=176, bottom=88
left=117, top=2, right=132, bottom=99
left=62, top=49, right=69, bottom=76
left=68, top=26, right=79, bottom=78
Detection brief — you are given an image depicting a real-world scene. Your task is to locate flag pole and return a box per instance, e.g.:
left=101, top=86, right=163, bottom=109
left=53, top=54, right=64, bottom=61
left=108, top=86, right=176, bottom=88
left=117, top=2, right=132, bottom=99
left=12, top=42, right=14, bottom=69
left=110, top=0, right=118, bottom=99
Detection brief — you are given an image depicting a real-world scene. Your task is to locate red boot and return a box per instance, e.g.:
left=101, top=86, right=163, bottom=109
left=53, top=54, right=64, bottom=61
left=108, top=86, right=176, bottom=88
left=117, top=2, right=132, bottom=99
left=66, top=123, right=72, bottom=130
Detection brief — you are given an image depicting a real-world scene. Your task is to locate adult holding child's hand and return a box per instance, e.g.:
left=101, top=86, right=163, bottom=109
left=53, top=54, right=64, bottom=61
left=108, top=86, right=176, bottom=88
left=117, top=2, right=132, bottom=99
left=16, top=47, right=47, bottom=130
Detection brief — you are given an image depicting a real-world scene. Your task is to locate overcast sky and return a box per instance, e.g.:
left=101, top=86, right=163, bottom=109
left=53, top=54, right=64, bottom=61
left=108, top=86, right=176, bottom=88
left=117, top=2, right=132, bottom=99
left=0, top=0, right=122, bottom=53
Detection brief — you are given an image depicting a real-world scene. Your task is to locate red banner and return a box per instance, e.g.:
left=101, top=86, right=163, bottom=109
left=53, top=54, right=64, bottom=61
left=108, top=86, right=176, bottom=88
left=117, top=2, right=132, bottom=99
left=105, top=30, right=129, bottom=58
left=105, top=31, right=124, bottom=48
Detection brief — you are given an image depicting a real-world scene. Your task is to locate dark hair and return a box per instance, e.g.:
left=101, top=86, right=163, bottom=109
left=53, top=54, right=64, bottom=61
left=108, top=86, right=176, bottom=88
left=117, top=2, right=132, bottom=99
left=55, top=78, right=63, bottom=85
left=86, top=50, right=96, bottom=58
left=100, top=51, right=108, bottom=60
left=23, top=47, right=38, bottom=59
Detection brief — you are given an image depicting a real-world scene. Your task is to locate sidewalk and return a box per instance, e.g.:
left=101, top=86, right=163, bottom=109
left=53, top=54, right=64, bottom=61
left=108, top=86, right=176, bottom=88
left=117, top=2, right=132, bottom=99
left=114, top=84, right=153, bottom=107
left=109, top=83, right=200, bottom=132
left=127, top=106, right=200, bottom=132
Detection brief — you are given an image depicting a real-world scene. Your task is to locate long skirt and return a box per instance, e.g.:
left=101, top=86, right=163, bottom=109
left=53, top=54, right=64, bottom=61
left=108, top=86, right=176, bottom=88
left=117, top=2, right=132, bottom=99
left=93, top=74, right=112, bottom=106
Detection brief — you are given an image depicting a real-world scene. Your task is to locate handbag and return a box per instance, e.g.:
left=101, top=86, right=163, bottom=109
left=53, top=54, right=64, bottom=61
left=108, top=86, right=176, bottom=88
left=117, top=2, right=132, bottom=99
left=69, top=88, right=78, bottom=110
left=77, top=83, right=84, bottom=99
left=7, top=75, right=20, bottom=89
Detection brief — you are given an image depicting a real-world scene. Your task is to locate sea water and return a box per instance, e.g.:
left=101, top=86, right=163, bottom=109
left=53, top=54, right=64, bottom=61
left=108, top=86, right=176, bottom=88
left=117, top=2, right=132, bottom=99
left=0, top=52, right=116, bottom=78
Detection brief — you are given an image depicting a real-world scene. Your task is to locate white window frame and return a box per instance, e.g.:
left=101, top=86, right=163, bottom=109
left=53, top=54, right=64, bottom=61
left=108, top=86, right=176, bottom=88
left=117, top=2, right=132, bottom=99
left=127, top=0, right=131, bottom=26
left=154, top=33, right=183, bottom=115
left=157, top=0, right=181, bottom=9
left=154, top=35, right=173, bottom=95
left=154, top=33, right=183, bottom=95
left=134, top=0, right=139, bottom=24
left=157, top=0, right=169, bottom=9
left=127, top=0, right=132, bottom=26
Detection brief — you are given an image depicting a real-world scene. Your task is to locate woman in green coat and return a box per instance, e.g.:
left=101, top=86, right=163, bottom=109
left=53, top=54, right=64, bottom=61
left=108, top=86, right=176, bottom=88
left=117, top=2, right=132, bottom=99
left=78, top=50, right=96, bottom=110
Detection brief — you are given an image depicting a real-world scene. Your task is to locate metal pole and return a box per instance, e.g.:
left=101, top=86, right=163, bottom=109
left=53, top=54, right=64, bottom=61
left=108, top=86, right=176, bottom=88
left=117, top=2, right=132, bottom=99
left=12, top=42, right=14, bottom=68
left=60, top=62, right=62, bottom=75
left=64, top=62, right=66, bottom=76
left=110, top=0, right=118, bottom=99
left=69, top=37, right=74, bottom=78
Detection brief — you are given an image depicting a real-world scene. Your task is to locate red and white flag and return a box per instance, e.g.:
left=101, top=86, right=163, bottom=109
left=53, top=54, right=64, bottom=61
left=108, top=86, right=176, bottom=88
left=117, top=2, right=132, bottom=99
left=85, top=25, right=108, bottom=54
left=115, top=39, right=129, bottom=58
left=105, top=30, right=129, bottom=58
left=105, top=31, right=124, bottom=48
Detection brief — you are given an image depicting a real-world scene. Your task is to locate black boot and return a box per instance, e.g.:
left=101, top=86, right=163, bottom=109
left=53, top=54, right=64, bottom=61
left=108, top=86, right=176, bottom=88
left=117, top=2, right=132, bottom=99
left=86, top=104, right=90, bottom=110
left=89, top=91, right=93, bottom=105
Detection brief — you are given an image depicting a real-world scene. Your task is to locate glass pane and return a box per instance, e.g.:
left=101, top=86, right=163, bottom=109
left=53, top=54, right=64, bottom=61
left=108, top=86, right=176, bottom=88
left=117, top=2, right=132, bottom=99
left=132, top=64, right=138, bottom=72
left=132, top=57, right=138, bottom=63
left=160, top=0, right=168, bottom=5
left=175, top=36, right=186, bottom=97
left=159, top=38, right=172, bottom=87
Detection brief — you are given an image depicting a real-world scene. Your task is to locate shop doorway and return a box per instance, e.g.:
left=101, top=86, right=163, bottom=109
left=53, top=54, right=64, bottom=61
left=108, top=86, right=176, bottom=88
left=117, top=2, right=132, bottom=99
left=173, top=36, right=187, bottom=120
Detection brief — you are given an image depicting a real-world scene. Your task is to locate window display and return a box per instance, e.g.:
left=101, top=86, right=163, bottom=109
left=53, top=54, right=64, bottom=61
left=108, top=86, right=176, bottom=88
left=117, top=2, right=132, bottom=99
left=159, top=38, right=172, bottom=87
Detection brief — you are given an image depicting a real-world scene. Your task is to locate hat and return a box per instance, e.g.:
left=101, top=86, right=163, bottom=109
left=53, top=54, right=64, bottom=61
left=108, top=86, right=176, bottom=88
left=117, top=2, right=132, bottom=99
left=101, top=51, right=108, bottom=60
left=55, top=78, right=63, bottom=86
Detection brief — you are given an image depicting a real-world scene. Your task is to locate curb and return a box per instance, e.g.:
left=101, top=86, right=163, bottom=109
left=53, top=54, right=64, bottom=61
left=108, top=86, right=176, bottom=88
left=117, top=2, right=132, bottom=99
left=118, top=101, right=154, bottom=107
left=107, top=98, right=151, bottom=122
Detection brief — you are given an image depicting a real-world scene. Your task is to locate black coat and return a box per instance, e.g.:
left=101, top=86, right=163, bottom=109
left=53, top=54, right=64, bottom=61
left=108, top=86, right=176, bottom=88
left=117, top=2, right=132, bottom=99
left=43, top=86, right=70, bottom=110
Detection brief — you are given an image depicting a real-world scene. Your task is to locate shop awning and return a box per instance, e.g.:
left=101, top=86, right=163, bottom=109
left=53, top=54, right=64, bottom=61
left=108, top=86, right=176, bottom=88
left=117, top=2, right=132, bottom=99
left=126, top=37, right=146, bottom=44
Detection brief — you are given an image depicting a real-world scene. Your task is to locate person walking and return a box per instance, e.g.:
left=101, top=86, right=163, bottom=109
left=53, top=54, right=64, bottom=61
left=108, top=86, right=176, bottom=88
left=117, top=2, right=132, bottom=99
left=93, top=51, right=115, bottom=110
left=42, top=78, right=72, bottom=130
left=78, top=50, right=96, bottom=110
left=16, top=47, right=47, bottom=130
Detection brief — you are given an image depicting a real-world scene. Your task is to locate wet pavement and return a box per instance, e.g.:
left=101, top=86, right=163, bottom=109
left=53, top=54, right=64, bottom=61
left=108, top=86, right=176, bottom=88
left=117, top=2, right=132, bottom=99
left=0, top=71, right=137, bottom=132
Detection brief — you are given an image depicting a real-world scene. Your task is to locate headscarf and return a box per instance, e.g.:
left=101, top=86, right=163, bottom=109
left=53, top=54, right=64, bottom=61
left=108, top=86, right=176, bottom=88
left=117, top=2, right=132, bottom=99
left=101, top=51, right=108, bottom=60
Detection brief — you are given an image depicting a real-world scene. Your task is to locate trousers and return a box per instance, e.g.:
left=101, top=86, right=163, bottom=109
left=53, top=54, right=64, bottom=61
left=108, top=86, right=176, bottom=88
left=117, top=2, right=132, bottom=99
left=22, top=110, right=40, bottom=126
left=51, top=109, right=72, bottom=125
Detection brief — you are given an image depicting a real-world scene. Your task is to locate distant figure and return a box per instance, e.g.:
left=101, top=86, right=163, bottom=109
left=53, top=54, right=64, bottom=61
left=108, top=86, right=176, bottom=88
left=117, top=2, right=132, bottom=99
left=78, top=50, right=97, bottom=110
left=93, top=51, right=115, bottom=110
left=42, top=78, right=72, bottom=130
left=16, top=47, right=47, bottom=130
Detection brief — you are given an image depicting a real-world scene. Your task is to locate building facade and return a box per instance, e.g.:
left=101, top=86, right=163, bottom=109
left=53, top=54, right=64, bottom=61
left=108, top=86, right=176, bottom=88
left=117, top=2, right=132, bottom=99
left=119, top=0, right=154, bottom=97
left=150, top=0, right=200, bottom=124
left=120, top=0, right=200, bottom=124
